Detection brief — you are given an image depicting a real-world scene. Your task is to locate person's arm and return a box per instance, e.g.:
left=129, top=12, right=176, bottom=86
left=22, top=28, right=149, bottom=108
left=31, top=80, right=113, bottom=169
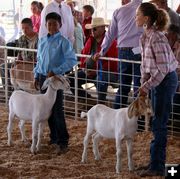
left=38, top=7, right=48, bottom=39
left=67, top=6, right=75, bottom=44
left=100, top=11, right=118, bottom=56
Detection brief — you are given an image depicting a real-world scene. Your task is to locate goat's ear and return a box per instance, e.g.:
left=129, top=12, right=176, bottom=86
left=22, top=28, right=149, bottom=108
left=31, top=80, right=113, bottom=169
left=128, top=100, right=138, bottom=118
left=41, top=78, right=50, bottom=90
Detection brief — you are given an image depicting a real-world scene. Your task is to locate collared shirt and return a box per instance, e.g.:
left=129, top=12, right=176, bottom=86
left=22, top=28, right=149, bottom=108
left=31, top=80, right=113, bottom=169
left=100, top=0, right=143, bottom=56
left=140, top=27, right=178, bottom=93
left=17, top=33, right=38, bottom=62
left=38, top=0, right=74, bottom=44
left=34, top=32, right=77, bottom=79
left=74, top=10, right=83, bottom=25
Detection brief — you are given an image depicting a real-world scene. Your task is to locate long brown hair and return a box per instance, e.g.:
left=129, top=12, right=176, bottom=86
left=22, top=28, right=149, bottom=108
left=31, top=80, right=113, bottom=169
left=139, top=2, right=169, bottom=31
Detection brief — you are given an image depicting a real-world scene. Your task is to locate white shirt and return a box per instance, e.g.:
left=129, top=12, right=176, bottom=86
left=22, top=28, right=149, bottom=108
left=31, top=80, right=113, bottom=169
left=39, top=0, right=74, bottom=44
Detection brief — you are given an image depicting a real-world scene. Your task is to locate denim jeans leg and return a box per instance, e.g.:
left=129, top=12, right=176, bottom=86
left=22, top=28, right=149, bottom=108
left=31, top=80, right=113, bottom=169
left=150, top=71, right=178, bottom=172
left=53, top=90, right=69, bottom=146
left=114, top=49, right=132, bottom=109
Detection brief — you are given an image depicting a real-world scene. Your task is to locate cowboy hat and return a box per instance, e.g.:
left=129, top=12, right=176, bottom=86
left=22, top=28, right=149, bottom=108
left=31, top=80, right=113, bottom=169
left=65, top=0, right=77, bottom=4
left=85, top=17, right=109, bottom=29
left=149, top=0, right=167, bottom=3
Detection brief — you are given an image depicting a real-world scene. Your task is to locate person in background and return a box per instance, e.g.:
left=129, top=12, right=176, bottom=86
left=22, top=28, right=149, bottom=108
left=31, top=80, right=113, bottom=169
left=0, top=18, right=38, bottom=94
left=34, top=12, right=77, bottom=154
left=176, top=4, right=180, bottom=14
left=30, top=1, right=42, bottom=33
left=150, top=0, right=180, bottom=27
left=0, top=13, right=6, bottom=39
left=38, top=2, right=44, bottom=12
left=94, top=0, right=143, bottom=109
left=0, top=35, right=5, bottom=65
left=82, top=5, right=94, bottom=44
left=122, top=0, right=131, bottom=5
left=166, top=24, right=180, bottom=64
left=39, top=0, right=74, bottom=44
left=135, top=2, right=178, bottom=176
left=65, top=0, right=83, bottom=24
left=68, top=17, right=118, bottom=103
left=66, top=0, right=84, bottom=54
left=73, top=17, right=84, bottom=54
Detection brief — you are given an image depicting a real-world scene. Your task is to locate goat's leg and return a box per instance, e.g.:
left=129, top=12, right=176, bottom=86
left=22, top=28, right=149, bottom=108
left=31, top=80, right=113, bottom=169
left=31, top=120, right=38, bottom=154
left=116, top=138, right=122, bottom=174
left=36, top=122, right=45, bottom=152
left=126, top=139, right=134, bottom=171
left=19, top=120, right=27, bottom=142
left=81, top=133, right=91, bottom=163
left=92, top=132, right=101, bottom=160
left=7, top=112, right=15, bottom=146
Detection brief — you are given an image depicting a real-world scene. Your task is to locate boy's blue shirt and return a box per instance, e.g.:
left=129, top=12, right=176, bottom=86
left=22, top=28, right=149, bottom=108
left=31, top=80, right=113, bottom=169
left=34, top=32, right=77, bottom=78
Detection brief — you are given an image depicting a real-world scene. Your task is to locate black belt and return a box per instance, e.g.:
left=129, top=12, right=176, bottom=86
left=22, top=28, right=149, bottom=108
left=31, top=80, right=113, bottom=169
left=119, top=47, right=133, bottom=50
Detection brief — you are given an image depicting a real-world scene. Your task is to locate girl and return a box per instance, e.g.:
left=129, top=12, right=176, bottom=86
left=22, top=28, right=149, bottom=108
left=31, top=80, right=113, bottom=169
left=135, top=2, right=178, bottom=177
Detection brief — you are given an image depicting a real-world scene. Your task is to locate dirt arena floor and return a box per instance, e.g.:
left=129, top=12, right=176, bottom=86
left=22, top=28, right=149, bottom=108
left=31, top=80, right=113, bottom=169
left=0, top=106, right=179, bottom=179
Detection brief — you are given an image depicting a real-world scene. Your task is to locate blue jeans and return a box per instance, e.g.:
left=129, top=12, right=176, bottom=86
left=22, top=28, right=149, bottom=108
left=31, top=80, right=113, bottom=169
left=150, top=71, right=178, bottom=172
left=69, top=69, right=117, bottom=101
left=38, top=74, right=69, bottom=147
left=114, top=48, right=141, bottom=109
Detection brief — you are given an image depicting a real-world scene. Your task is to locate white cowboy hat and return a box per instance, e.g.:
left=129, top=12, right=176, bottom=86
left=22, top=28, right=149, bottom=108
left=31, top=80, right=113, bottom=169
left=85, top=17, right=109, bottom=29
left=65, top=0, right=77, bottom=4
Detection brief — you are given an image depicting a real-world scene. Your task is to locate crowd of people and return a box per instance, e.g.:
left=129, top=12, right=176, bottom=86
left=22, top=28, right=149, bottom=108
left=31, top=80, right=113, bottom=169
left=0, top=0, right=179, bottom=177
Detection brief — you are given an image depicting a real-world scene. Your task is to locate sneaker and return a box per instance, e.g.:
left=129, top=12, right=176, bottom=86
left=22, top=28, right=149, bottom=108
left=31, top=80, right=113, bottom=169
left=138, top=169, right=164, bottom=177
left=48, top=140, right=57, bottom=145
left=56, top=145, right=69, bottom=155
left=135, top=163, right=150, bottom=171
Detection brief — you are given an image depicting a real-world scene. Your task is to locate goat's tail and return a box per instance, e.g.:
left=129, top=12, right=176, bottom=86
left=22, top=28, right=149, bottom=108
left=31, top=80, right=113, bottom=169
left=80, top=111, right=87, bottom=118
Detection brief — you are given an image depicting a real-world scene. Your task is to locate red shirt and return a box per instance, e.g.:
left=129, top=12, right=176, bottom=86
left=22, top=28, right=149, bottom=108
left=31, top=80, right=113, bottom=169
left=80, top=34, right=118, bottom=74
left=82, top=16, right=92, bottom=43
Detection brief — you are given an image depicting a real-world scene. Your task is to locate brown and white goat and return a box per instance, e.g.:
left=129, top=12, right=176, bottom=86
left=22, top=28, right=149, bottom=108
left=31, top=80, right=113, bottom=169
left=81, top=96, right=153, bottom=173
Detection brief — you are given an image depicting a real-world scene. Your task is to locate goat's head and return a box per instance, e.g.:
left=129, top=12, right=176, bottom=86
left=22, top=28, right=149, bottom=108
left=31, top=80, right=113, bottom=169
left=41, top=75, right=70, bottom=91
left=127, top=95, right=153, bottom=119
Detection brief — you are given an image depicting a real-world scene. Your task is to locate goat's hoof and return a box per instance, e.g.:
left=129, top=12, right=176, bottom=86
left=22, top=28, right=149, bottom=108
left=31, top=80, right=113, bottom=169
left=129, top=168, right=134, bottom=172
left=7, top=141, right=12, bottom=146
left=30, top=147, right=36, bottom=154
left=81, top=160, right=86, bottom=163
left=36, top=146, right=40, bottom=152
left=116, top=169, right=121, bottom=174
left=95, top=157, right=101, bottom=161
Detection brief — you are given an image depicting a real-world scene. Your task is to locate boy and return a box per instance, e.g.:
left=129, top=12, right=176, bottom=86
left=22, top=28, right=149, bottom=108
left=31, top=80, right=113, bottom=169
left=82, top=5, right=94, bottom=44
left=34, top=12, right=77, bottom=154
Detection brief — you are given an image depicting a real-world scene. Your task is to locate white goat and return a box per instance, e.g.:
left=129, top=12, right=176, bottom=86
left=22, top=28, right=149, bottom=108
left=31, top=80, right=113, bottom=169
left=81, top=96, right=153, bottom=174
left=7, top=75, right=70, bottom=154
left=10, top=62, right=35, bottom=92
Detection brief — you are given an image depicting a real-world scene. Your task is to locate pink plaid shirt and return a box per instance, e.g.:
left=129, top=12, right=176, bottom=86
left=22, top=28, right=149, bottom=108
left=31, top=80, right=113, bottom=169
left=140, top=27, right=178, bottom=93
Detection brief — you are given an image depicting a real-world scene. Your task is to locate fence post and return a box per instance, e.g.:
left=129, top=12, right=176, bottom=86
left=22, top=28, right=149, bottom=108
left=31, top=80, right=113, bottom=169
left=74, top=64, right=78, bottom=120
left=4, top=48, right=8, bottom=108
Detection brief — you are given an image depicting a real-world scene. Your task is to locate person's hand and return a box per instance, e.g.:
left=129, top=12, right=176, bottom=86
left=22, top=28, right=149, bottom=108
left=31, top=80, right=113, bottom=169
left=138, top=87, right=147, bottom=96
left=34, top=79, right=40, bottom=91
left=48, top=71, right=55, bottom=77
left=93, top=52, right=101, bottom=62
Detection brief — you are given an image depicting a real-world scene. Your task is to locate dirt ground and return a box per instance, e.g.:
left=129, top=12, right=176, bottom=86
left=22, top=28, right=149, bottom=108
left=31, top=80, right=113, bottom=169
left=0, top=106, right=179, bottom=179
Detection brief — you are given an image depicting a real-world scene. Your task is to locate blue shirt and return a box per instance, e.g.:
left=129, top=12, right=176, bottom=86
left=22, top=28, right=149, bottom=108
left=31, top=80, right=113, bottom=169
left=34, top=32, right=77, bottom=78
